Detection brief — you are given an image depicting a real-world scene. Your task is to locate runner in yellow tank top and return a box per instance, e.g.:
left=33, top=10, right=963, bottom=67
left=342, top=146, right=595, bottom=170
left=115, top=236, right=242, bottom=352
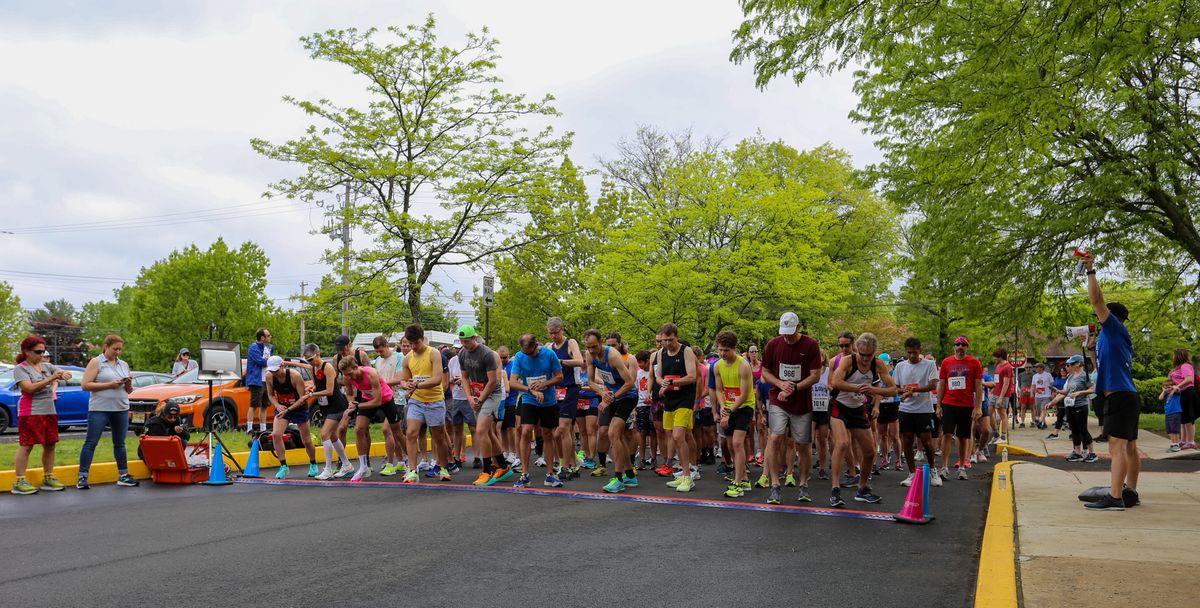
left=712, top=331, right=755, bottom=497
left=398, top=324, right=451, bottom=483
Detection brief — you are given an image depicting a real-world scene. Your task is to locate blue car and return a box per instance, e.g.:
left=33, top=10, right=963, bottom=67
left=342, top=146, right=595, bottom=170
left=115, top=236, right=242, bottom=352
left=0, top=365, right=88, bottom=434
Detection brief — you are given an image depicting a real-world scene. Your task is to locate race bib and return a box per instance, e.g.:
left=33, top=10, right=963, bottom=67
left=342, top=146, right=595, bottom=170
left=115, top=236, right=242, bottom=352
left=779, top=364, right=802, bottom=381
left=577, top=398, right=591, bottom=410
left=948, top=376, right=967, bottom=391
left=317, top=396, right=329, bottom=406
left=903, top=383, right=919, bottom=392
left=414, top=375, right=431, bottom=385
left=1064, top=396, right=1076, bottom=407
left=471, top=382, right=486, bottom=396
left=598, top=369, right=616, bottom=386
left=555, top=387, right=567, bottom=400
left=527, top=375, right=547, bottom=386
left=663, top=374, right=682, bottom=390
left=812, top=396, right=830, bottom=412
left=723, top=387, right=741, bottom=404
left=277, top=393, right=296, bottom=406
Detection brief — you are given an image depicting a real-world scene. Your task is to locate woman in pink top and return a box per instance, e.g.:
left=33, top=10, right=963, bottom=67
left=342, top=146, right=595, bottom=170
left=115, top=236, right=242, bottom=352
left=338, top=358, right=394, bottom=480
left=1169, top=349, right=1197, bottom=449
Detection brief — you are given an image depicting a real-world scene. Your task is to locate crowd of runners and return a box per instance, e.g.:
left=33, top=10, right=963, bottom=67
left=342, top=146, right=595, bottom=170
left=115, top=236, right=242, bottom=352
left=243, top=311, right=1060, bottom=509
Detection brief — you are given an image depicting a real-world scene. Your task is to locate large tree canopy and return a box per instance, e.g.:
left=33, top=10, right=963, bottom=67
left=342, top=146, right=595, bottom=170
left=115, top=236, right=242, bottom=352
left=253, top=16, right=572, bottom=324
left=733, top=1, right=1200, bottom=318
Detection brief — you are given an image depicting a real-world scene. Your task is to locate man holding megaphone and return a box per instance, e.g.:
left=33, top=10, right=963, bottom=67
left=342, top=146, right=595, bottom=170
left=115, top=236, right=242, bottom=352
left=1079, top=251, right=1140, bottom=511
left=1065, top=324, right=1095, bottom=340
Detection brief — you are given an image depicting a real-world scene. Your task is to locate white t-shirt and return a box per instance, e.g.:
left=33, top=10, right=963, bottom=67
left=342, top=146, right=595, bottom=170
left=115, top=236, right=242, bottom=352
left=373, top=353, right=402, bottom=404
left=448, top=355, right=467, bottom=401
left=1032, top=372, right=1054, bottom=399
left=636, top=368, right=651, bottom=407
left=893, top=358, right=938, bottom=414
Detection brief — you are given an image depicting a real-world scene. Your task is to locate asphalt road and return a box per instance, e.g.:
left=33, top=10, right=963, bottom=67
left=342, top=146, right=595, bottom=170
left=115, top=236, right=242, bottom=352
left=1, top=459, right=994, bottom=608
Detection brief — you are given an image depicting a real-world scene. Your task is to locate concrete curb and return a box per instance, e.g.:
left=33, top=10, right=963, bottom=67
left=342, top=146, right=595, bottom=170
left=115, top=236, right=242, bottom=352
left=974, top=460, right=1023, bottom=608
left=1, top=436, right=464, bottom=492
left=997, top=443, right=1044, bottom=458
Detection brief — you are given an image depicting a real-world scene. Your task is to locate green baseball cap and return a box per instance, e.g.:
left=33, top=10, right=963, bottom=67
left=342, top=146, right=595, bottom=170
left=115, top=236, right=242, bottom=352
left=457, top=325, right=478, bottom=339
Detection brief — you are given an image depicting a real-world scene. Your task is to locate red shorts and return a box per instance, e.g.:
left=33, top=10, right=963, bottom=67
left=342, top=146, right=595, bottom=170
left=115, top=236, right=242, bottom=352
left=18, top=414, right=60, bottom=447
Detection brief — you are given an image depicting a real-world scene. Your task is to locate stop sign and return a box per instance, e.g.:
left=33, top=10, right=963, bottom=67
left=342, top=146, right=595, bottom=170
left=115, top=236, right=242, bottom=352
left=1009, top=350, right=1027, bottom=369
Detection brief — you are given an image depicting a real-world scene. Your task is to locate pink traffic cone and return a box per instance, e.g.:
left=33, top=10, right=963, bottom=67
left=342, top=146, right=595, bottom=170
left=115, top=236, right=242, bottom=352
left=894, top=464, right=934, bottom=524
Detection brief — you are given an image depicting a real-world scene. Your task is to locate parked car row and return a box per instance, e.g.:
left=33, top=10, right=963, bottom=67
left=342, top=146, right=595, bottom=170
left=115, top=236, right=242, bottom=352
left=0, top=367, right=171, bottom=434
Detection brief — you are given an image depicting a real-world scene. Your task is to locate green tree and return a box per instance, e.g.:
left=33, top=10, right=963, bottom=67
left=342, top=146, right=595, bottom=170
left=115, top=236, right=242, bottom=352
left=29, top=298, right=76, bottom=324
left=300, top=271, right=458, bottom=354
left=0, top=282, right=26, bottom=360
left=252, top=16, right=572, bottom=324
left=733, top=0, right=1200, bottom=316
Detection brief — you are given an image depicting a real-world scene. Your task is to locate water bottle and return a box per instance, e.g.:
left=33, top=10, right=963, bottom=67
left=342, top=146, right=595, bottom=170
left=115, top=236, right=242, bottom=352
left=998, top=470, right=1007, bottom=491
left=1001, top=447, right=1009, bottom=462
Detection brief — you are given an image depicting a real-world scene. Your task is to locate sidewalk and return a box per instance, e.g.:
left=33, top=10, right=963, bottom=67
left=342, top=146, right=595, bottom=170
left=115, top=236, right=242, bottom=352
left=1001, top=414, right=1194, bottom=460
left=1013, top=463, right=1200, bottom=608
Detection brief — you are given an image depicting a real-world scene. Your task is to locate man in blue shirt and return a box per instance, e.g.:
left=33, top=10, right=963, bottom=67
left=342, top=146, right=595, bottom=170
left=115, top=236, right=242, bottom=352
left=1081, top=251, right=1139, bottom=511
left=245, top=328, right=273, bottom=434
left=507, top=334, right=565, bottom=488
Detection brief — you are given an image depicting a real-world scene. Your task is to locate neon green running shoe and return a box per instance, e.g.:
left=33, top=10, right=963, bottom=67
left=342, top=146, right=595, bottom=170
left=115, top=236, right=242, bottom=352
left=40, top=476, right=66, bottom=491
left=784, top=473, right=796, bottom=488
left=11, top=479, right=38, bottom=495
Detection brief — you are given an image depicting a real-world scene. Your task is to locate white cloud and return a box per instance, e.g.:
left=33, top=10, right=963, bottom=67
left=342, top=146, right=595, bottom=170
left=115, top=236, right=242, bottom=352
left=0, top=0, right=877, bottom=333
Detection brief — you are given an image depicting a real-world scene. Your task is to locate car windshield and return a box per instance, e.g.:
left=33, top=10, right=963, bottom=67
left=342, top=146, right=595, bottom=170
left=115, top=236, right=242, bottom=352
left=169, top=367, right=209, bottom=385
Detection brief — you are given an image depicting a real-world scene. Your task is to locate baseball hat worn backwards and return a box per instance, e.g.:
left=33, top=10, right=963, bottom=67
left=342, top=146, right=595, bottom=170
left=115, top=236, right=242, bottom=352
left=778, top=312, right=800, bottom=335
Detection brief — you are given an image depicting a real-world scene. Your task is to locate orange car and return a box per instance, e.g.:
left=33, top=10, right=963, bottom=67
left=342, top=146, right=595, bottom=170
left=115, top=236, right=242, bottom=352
left=127, top=361, right=314, bottom=431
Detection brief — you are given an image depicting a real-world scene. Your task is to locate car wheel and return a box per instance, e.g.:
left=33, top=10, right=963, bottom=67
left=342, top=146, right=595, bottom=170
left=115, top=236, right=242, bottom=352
left=0, top=408, right=10, bottom=434
left=59, top=425, right=72, bottom=432
left=206, top=402, right=237, bottom=432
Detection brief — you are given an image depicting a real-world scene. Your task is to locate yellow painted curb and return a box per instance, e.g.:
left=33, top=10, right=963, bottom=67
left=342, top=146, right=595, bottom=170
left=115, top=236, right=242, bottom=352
left=997, top=443, right=1044, bottom=458
left=974, top=460, right=1023, bottom=608
left=1, top=435, right=469, bottom=492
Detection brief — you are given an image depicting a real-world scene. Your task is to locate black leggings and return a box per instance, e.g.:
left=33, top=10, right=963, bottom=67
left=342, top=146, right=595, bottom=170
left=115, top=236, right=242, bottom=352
left=1054, top=404, right=1066, bottom=431
left=1068, top=407, right=1092, bottom=449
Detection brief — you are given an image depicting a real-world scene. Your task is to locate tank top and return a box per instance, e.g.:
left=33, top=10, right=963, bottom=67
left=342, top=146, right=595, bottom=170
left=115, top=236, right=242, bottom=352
left=407, top=347, right=443, bottom=403
left=717, top=356, right=753, bottom=409
left=751, top=361, right=763, bottom=383
left=550, top=339, right=580, bottom=386
left=834, top=363, right=875, bottom=408
left=271, top=369, right=301, bottom=407
left=660, top=345, right=695, bottom=408
left=591, top=346, right=627, bottom=396
left=349, top=366, right=394, bottom=404
left=812, top=367, right=831, bottom=413
left=313, top=362, right=347, bottom=413
left=90, top=355, right=130, bottom=412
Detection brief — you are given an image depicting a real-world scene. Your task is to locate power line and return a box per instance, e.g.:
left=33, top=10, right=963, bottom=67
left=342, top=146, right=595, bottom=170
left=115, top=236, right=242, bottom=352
left=0, top=201, right=307, bottom=235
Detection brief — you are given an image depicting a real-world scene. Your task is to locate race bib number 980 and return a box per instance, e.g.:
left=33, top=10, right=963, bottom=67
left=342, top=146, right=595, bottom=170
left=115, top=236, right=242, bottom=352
left=948, top=376, right=967, bottom=391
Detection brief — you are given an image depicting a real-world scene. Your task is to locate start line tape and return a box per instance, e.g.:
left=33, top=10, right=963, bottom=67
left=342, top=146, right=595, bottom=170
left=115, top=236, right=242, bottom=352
left=234, top=477, right=897, bottom=522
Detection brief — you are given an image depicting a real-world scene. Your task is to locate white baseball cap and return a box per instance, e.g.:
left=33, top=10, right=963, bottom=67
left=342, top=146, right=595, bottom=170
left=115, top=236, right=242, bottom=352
left=266, top=355, right=284, bottom=372
left=778, top=312, right=800, bottom=335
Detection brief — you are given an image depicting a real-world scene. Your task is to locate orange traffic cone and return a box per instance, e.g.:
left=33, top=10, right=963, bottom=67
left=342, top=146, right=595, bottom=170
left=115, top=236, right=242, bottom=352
left=894, top=464, right=934, bottom=524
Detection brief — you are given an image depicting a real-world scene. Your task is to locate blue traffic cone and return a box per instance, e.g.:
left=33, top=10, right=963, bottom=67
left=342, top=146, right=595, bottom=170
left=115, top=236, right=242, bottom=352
left=203, top=442, right=233, bottom=486
left=243, top=438, right=262, bottom=478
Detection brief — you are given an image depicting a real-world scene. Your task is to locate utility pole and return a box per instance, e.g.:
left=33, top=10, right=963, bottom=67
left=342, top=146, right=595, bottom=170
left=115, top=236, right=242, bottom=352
left=298, top=281, right=308, bottom=347
left=327, top=183, right=353, bottom=337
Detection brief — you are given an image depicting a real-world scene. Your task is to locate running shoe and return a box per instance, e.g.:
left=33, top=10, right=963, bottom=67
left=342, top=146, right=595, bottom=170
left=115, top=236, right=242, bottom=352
left=854, top=487, right=882, bottom=503
left=535, top=456, right=547, bottom=468
left=424, top=466, right=442, bottom=478
left=840, top=473, right=859, bottom=488
left=40, top=476, right=66, bottom=491
left=901, top=473, right=915, bottom=487
left=690, top=469, right=701, bottom=481
left=978, top=452, right=988, bottom=463
left=829, top=487, right=845, bottom=508
left=417, top=458, right=430, bottom=471
left=473, top=472, right=492, bottom=486
left=352, top=466, right=372, bottom=482
left=1083, top=453, right=1099, bottom=463
left=784, top=473, right=797, bottom=488
left=767, top=485, right=782, bottom=504
left=953, top=459, right=962, bottom=468
left=930, top=473, right=943, bottom=487
left=716, top=463, right=733, bottom=475
left=622, top=475, right=639, bottom=488
left=510, top=457, right=522, bottom=470
left=437, top=467, right=452, bottom=481
left=275, top=465, right=290, bottom=480
left=575, top=450, right=586, bottom=462
left=12, top=479, right=37, bottom=495
left=602, top=477, right=626, bottom=493
left=738, top=480, right=752, bottom=491
left=591, top=466, right=608, bottom=477
left=447, top=461, right=462, bottom=473
left=871, top=464, right=882, bottom=476
left=797, top=485, right=811, bottom=503
left=957, top=467, right=968, bottom=481
left=334, top=462, right=356, bottom=479
left=964, top=459, right=973, bottom=470
left=544, top=474, right=564, bottom=488
left=315, top=467, right=334, bottom=480
left=116, top=474, right=140, bottom=487
left=473, top=457, right=483, bottom=469
left=675, top=477, right=693, bottom=493
left=1169, top=443, right=1182, bottom=452
left=655, top=465, right=674, bottom=477
left=76, top=477, right=90, bottom=490
left=938, top=467, right=949, bottom=480
left=582, top=457, right=598, bottom=469
left=756, top=474, right=770, bottom=489
left=969, top=454, right=978, bottom=464
left=894, top=460, right=903, bottom=472
left=402, top=470, right=419, bottom=484
left=569, top=466, right=581, bottom=480
left=1045, top=433, right=1059, bottom=440
left=308, top=464, right=321, bottom=478
left=753, top=455, right=764, bottom=466
left=1065, top=452, right=1084, bottom=462
left=817, top=468, right=830, bottom=481
left=490, top=467, right=514, bottom=484
left=380, top=463, right=398, bottom=476
left=666, top=477, right=685, bottom=488
left=1083, top=494, right=1125, bottom=511
left=514, top=473, right=530, bottom=488
left=724, top=484, right=744, bottom=498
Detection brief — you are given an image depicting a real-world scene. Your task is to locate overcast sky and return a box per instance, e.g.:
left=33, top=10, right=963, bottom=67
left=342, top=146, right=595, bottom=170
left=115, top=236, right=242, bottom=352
left=0, top=0, right=878, bottom=327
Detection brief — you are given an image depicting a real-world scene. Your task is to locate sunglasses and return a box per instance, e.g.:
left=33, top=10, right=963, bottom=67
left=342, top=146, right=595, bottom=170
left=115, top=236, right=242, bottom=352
left=838, top=342, right=852, bottom=348
left=31, top=349, right=47, bottom=355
